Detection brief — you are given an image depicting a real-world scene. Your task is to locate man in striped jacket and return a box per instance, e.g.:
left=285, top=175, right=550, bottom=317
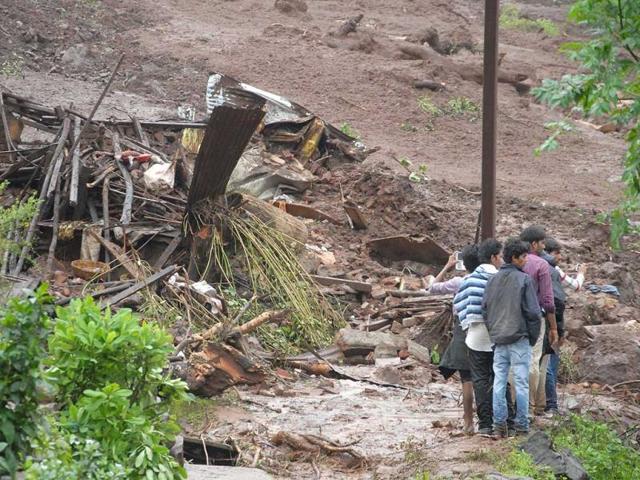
left=453, top=238, right=503, bottom=435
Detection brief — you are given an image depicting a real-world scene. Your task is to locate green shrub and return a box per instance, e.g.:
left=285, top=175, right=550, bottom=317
left=552, top=415, right=640, bottom=480
left=25, top=423, right=128, bottom=479
left=33, top=296, right=190, bottom=479
left=59, top=384, right=185, bottom=479
left=417, top=96, right=442, bottom=116
left=47, top=297, right=185, bottom=408
left=339, top=122, right=360, bottom=139
left=0, top=285, right=52, bottom=476
left=446, top=96, right=480, bottom=120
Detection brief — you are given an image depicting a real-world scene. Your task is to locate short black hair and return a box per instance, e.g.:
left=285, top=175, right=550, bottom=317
left=503, top=238, right=530, bottom=263
left=478, top=238, right=502, bottom=264
left=520, top=225, right=546, bottom=245
left=544, top=237, right=561, bottom=253
left=461, top=244, right=480, bottom=273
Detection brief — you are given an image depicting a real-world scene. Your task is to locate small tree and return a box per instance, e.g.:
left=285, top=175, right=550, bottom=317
left=0, top=285, right=52, bottom=476
left=533, top=0, right=640, bottom=248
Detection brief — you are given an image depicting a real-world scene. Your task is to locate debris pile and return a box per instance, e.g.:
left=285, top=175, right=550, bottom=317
left=0, top=70, right=457, bottom=399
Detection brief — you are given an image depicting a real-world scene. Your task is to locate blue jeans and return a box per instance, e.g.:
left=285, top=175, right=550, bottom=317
left=545, top=352, right=560, bottom=410
left=493, top=338, right=532, bottom=430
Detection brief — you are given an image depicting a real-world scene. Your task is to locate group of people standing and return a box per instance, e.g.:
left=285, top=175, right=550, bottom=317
left=429, top=225, right=586, bottom=437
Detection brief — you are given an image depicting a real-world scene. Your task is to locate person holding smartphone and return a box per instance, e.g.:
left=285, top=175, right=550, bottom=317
left=429, top=245, right=479, bottom=434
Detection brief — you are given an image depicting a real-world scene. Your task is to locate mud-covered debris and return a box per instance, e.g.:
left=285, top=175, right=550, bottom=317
left=271, top=431, right=365, bottom=467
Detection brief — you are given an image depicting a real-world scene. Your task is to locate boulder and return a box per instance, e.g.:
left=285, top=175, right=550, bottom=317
left=521, top=431, right=588, bottom=480
left=577, top=322, right=640, bottom=385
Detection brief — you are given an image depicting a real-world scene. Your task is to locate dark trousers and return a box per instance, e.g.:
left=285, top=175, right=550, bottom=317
left=469, top=348, right=515, bottom=430
left=469, top=348, right=494, bottom=429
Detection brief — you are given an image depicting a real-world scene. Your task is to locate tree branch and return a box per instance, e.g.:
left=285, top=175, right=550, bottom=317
left=617, top=0, right=639, bottom=62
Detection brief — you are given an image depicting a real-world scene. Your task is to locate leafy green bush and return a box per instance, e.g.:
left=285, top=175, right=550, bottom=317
left=59, top=384, right=185, bottom=479
left=30, top=296, right=190, bottom=479
left=47, top=297, right=185, bottom=408
left=0, top=285, right=52, bottom=476
left=552, top=415, right=640, bottom=480
left=25, top=423, right=128, bottom=480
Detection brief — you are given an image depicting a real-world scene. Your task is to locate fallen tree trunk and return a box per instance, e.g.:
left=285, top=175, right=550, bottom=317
left=399, top=43, right=529, bottom=85
left=272, top=431, right=364, bottom=466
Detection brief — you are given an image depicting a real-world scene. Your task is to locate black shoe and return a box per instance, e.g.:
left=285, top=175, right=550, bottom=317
left=492, top=424, right=509, bottom=439
left=477, top=427, right=493, bottom=437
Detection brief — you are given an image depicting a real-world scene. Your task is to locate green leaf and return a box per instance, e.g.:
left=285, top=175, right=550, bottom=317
left=135, top=449, right=146, bottom=468
left=1, top=421, right=15, bottom=444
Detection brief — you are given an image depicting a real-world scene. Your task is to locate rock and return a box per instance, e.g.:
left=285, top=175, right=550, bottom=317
left=61, top=43, right=90, bottom=68
left=407, top=340, right=431, bottom=365
left=391, top=321, right=404, bottom=334
left=485, top=474, right=533, bottom=480
left=577, top=322, right=640, bottom=385
left=521, top=431, right=589, bottom=480
left=335, top=328, right=408, bottom=356
left=375, top=365, right=402, bottom=384
left=402, top=317, right=417, bottom=328
left=374, top=344, right=397, bottom=359
left=371, top=286, right=387, bottom=300
left=274, top=0, right=308, bottom=14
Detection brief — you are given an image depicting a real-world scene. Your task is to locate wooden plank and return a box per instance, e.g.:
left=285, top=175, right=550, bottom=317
left=153, top=233, right=182, bottom=270
left=88, top=230, right=145, bottom=280
left=102, top=264, right=178, bottom=309
left=309, top=274, right=372, bottom=294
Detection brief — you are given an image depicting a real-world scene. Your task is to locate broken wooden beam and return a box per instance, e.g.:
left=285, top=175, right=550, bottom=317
left=273, top=200, right=342, bottom=225
left=69, top=117, right=82, bottom=207
left=153, top=233, right=182, bottom=270
left=310, top=275, right=372, bottom=294
left=101, top=264, right=178, bottom=309
left=88, top=230, right=145, bottom=280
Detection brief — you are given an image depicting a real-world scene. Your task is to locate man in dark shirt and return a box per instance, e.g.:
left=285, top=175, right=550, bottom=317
left=483, top=239, right=542, bottom=436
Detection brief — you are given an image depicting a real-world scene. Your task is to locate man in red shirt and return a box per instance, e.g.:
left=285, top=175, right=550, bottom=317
left=520, top=225, right=558, bottom=415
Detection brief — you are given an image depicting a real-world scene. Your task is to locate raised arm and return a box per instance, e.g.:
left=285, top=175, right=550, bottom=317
left=429, top=276, right=463, bottom=295
left=432, top=253, right=457, bottom=284
left=556, top=265, right=585, bottom=291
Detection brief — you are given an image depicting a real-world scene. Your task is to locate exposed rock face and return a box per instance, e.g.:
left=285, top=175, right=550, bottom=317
left=576, top=321, right=640, bottom=385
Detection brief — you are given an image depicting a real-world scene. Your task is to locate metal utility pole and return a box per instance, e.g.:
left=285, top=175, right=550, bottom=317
left=481, top=0, right=499, bottom=240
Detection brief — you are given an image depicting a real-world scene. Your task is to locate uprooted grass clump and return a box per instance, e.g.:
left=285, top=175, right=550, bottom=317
left=208, top=208, right=344, bottom=353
